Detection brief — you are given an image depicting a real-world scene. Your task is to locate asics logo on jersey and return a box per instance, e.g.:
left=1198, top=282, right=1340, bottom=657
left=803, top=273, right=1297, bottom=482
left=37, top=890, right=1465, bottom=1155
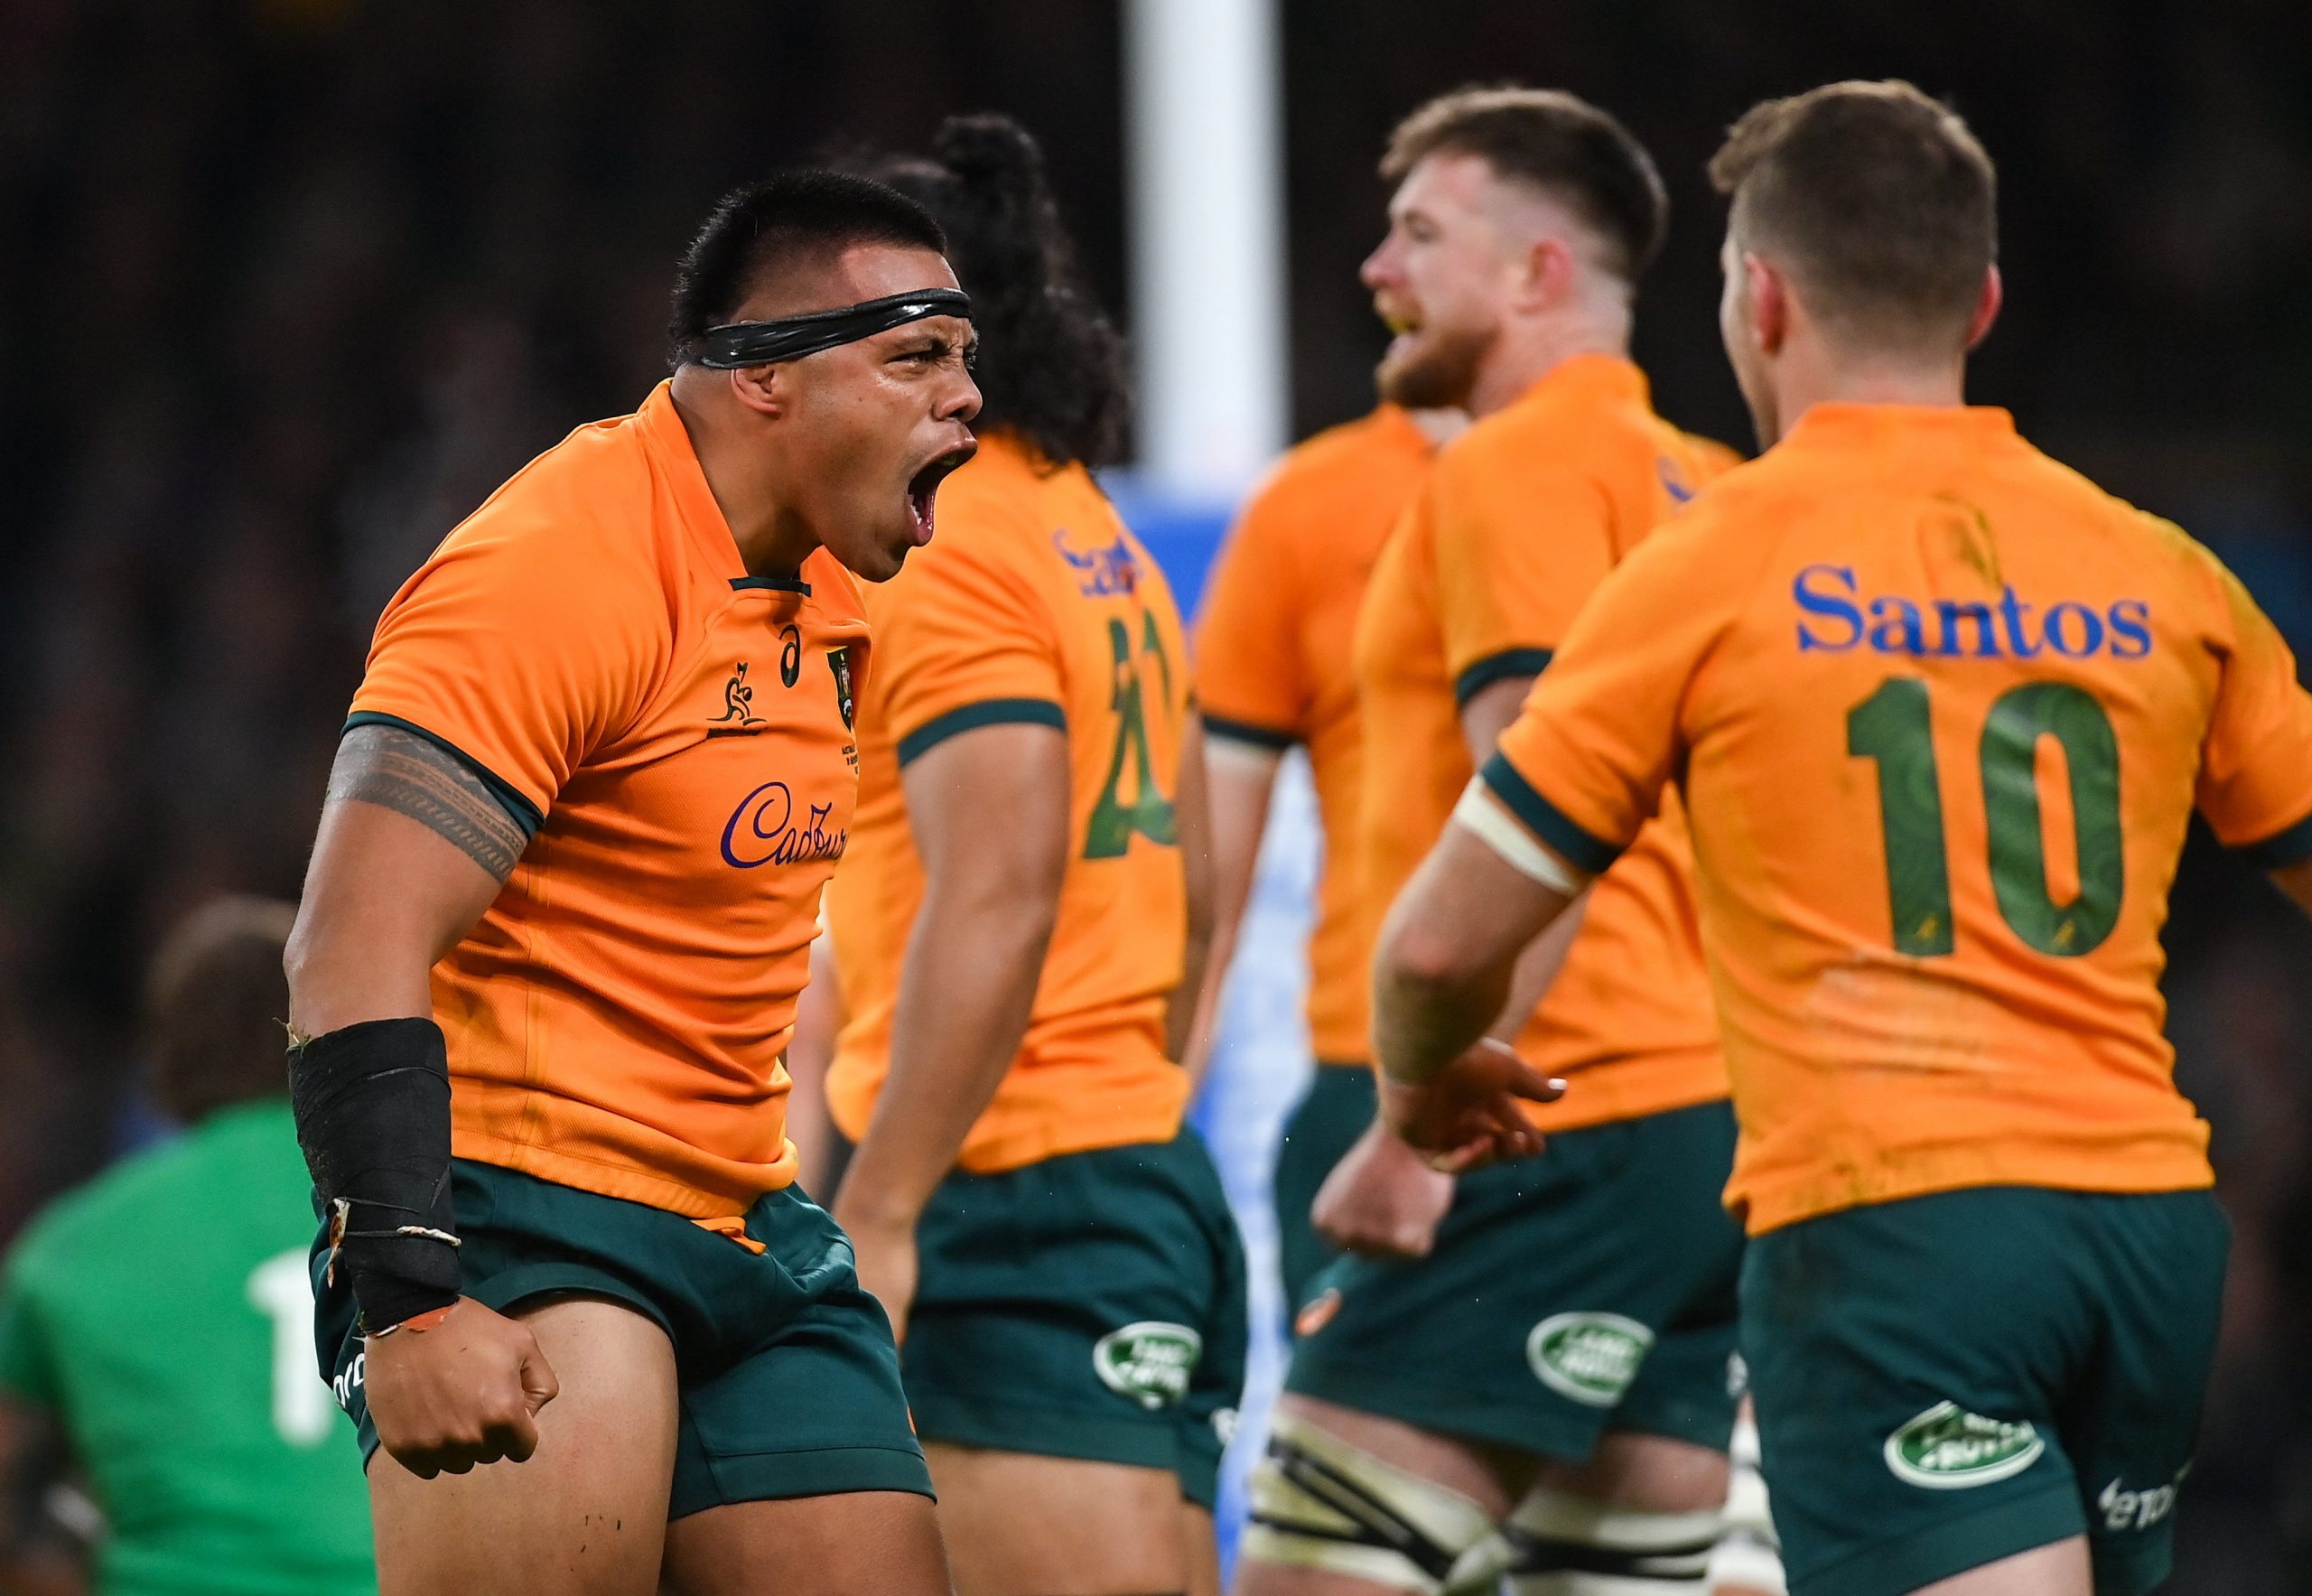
left=1052, top=528, right=1140, bottom=596
left=720, top=781, right=846, bottom=869
left=1794, top=565, right=2152, bottom=661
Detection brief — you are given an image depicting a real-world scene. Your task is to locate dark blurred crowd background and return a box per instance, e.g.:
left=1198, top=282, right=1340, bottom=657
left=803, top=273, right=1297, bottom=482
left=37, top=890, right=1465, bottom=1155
left=3, top=2, right=2310, bottom=1588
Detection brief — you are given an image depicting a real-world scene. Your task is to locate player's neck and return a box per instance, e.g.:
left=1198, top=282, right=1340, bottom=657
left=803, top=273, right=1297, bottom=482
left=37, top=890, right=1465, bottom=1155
left=670, top=383, right=816, bottom=581
left=1775, top=342, right=1970, bottom=425
left=1467, top=309, right=1631, bottom=418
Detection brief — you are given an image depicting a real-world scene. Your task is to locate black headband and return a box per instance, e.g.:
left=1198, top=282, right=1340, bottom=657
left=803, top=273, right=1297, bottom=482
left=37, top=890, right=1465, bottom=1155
left=688, top=287, right=973, bottom=369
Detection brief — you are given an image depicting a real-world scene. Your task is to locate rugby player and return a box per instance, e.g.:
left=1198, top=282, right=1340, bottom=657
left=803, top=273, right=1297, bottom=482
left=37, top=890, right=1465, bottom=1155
left=1367, top=80, right=2312, bottom=1596
left=284, top=173, right=978, bottom=1596
left=0, top=899, right=373, bottom=1596
left=1189, top=397, right=1459, bottom=1320
left=1237, top=88, right=1750, bottom=1596
left=824, top=116, right=1243, bottom=1596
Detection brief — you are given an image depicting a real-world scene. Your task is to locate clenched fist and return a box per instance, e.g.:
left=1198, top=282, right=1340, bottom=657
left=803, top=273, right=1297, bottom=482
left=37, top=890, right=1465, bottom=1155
left=365, top=1297, right=560, bottom=1478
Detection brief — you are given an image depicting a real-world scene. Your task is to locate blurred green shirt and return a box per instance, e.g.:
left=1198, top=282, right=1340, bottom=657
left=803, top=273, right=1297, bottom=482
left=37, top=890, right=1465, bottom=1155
left=0, top=1098, right=374, bottom=1595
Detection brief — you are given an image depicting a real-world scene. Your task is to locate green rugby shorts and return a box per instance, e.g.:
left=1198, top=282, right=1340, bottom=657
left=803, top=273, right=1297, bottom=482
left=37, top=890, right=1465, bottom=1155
left=1284, top=1097, right=1745, bottom=1464
left=1740, top=1184, right=2227, bottom=1596
left=314, top=1158, right=930, bottom=1517
left=900, top=1129, right=1248, bottom=1509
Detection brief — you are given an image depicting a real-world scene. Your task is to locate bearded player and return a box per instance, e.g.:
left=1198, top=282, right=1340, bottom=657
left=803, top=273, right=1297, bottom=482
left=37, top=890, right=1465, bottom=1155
left=1236, top=88, right=1752, bottom=1596
left=284, top=173, right=977, bottom=1596
left=1368, top=81, right=2312, bottom=1596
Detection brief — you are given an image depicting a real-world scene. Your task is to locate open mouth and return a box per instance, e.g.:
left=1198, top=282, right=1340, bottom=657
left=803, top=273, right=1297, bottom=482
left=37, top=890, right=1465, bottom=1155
left=906, top=443, right=975, bottom=545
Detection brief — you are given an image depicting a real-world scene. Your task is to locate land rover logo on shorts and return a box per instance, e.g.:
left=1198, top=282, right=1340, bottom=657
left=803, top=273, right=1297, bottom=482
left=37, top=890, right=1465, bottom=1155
left=1884, top=1402, right=2046, bottom=1489
left=1525, top=1312, right=1654, bottom=1407
left=1093, top=1321, right=1202, bottom=1411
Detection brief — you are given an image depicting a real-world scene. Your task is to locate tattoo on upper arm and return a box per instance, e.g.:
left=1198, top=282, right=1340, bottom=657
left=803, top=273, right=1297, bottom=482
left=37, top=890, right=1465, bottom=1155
left=326, top=725, right=527, bottom=882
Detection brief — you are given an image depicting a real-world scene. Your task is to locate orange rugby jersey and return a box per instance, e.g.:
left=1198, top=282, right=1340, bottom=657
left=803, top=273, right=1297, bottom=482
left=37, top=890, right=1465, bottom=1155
left=1486, top=403, right=2312, bottom=1232
left=1355, top=355, right=1734, bottom=1131
left=350, top=381, right=868, bottom=1219
left=1194, top=406, right=1438, bottom=1065
left=825, top=434, right=1193, bottom=1172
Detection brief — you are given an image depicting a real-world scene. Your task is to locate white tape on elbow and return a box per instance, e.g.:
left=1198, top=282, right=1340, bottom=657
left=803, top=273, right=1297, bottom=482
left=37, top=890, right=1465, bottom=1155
left=1451, top=779, right=1582, bottom=894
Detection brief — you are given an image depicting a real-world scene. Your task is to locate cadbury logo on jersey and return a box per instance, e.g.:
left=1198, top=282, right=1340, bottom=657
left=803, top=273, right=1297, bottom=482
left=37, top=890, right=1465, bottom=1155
left=721, top=781, right=846, bottom=870
left=1793, top=565, right=2151, bottom=661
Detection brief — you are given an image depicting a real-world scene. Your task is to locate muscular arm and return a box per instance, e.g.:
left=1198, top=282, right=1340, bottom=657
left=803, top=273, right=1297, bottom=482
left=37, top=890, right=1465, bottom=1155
left=1375, top=806, right=1580, bottom=1087
left=284, top=723, right=522, bottom=1035
left=834, top=723, right=1071, bottom=1243
left=1164, top=714, right=1229, bottom=1077
left=1177, top=735, right=1281, bottom=1087
left=1457, top=675, right=1590, bottom=1043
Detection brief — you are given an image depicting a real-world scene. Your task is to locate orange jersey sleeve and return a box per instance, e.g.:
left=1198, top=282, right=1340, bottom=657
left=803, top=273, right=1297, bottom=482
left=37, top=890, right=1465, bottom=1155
left=1483, top=517, right=1731, bottom=864
left=2194, top=554, right=2312, bottom=854
left=1195, top=469, right=1311, bottom=749
left=865, top=502, right=1067, bottom=764
left=1430, top=453, right=1615, bottom=703
left=351, top=481, right=672, bottom=826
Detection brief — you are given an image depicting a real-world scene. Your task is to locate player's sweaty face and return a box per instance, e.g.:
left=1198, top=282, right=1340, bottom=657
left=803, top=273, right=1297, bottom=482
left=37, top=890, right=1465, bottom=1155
left=778, top=246, right=981, bottom=583
left=1362, top=153, right=1511, bottom=409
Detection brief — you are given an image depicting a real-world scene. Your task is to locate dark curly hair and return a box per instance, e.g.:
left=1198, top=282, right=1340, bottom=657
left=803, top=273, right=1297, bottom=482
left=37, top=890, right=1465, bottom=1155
left=862, top=115, right=1130, bottom=469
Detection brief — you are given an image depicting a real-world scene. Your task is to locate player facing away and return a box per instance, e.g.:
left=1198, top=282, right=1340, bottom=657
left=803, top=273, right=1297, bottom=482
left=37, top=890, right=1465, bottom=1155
left=1237, top=88, right=1754, bottom=1596
left=283, top=174, right=980, bottom=1596
left=0, top=900, right=375, bottom=1596
left=1187, top=395, right=1459, bottom=1320
left=1367, top=80, right=2312, bottom=1596
left=823, top=116, right=1245, bottom=1596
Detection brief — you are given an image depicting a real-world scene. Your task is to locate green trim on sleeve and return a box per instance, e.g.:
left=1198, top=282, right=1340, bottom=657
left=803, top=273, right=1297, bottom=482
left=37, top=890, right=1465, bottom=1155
left=2234, top=805, right=2312, bottom=871
left=341, top=713, right=545, bottom=839
left=1203, top=714, right=1297, bottom=753
left=896, top=698, right=1067, bottom=768
left=1478, top=751, right=1622, bottom=875
left=1453, top=648, right=1554, bottom=708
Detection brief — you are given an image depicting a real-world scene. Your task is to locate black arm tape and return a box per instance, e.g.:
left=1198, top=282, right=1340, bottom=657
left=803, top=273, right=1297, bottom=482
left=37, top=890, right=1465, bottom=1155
left=289, top=1017, right=460, bottom=1330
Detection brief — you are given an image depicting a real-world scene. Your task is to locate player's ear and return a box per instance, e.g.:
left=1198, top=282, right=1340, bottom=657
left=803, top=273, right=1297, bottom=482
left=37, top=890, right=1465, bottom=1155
left=725, top=362, right=786, bottom=420
left=1518, top=234, right=1576, bottom=313
left=1964, top=265, right=2003, bottom=351
left=1746, top=253, right=1789, bottom=357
